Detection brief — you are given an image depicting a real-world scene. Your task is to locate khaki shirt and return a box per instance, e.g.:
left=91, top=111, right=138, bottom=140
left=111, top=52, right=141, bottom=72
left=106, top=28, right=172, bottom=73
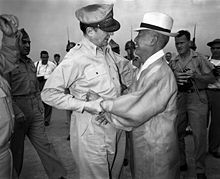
left=41, top=36, right=133, bottom=153
left=169, top=49, right=214, bottom=89
left=6, top=57, right=40, bottom=97
left=41, top=36, right=128, bottom=111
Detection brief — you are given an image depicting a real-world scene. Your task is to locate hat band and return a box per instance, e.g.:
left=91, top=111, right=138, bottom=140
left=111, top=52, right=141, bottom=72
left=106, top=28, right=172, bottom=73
left=140, top=23, right=171, bottom=33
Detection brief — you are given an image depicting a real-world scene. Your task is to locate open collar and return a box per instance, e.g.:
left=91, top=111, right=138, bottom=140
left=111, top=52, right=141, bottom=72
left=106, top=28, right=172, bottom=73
left=137, top=49, right=164, bottom=80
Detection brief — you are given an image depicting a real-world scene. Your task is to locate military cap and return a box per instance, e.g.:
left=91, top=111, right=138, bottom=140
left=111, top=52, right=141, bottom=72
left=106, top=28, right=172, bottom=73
left=207, top=39, right=220, bottom=47
left=75, top=4, right=120, bottom=32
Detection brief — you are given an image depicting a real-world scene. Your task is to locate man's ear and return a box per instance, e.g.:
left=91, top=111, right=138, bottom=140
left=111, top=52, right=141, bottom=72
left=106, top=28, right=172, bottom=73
left=150, top=33, right=158, bottom=46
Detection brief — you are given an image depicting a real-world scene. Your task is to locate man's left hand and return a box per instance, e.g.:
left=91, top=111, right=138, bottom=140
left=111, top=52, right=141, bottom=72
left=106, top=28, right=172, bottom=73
left=95, top=113, right=109, bottom=125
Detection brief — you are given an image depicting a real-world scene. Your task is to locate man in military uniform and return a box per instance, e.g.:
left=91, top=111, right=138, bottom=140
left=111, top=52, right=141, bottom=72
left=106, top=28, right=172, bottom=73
left=41, top=3, right=134, bottom=179
left=124, top=40, right=140, bottom=68
left=169, top=30, right=215, bottom=179
left=5, top=28, right=66, bottom=178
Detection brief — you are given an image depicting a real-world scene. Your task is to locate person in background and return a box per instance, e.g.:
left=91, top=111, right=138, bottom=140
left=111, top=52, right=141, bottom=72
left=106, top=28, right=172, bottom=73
left=124, top=40, right=140, bottom=68
left=87, top=11, right=180, bottom=179
left=53, top=53, right=61, bottom=66
left=165, top=51, right=172, bottom=63
left=41, top=3, right=134, bottom=178
left=169, top=30, right=215, bottom=179
left=6, top=28, right=66, bottom=179
left=0, top=13, right=19, bottom=179
left=206, top=39, right=220, bottom=158
left=35, top=50, right=56, bottom=126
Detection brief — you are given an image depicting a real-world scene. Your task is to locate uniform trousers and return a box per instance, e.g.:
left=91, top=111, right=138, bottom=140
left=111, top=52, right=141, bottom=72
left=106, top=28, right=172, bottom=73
left=207, top=89, right=220, bottom=153
left=70, top=112, right=126, bottom=179
left=177, top=91, right=208, bottom=173
left=10, top=94, right=66, bottom=179
left=38, top=78, right=53, bottom=124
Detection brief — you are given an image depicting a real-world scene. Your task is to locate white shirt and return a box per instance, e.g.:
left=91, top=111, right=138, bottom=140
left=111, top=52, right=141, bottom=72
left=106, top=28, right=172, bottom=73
left=137, top=49, right=164, bottom=80
left=35, top=60, right=56, bottom=79
left=208, top=58, right=220, bottom=89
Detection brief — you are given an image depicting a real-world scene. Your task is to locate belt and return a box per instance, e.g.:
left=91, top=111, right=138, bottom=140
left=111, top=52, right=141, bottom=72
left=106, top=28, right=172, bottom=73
left=13, top=92, right=40, bottom=98
left=180, top=89, right=205, bottom=93
left=208, top=88, right=220, bottom=91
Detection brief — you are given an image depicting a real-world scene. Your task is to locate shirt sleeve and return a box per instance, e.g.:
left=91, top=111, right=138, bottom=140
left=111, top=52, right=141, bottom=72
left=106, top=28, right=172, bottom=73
left=41, top=54, right=86, bottom=112
left=199, top=54, right=214, bottom=74
left=102, top=64, right=177, bottom=128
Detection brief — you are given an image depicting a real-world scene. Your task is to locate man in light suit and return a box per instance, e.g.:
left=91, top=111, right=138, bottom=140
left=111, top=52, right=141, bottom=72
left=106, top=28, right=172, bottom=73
left=88, top=12, right=180, bottom=179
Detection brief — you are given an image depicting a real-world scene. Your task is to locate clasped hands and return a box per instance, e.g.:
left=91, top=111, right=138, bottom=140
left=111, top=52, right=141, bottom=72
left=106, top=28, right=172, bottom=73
left=84, top=90, right=109, bottom=125
left=175, top=69, right=195, bottom=85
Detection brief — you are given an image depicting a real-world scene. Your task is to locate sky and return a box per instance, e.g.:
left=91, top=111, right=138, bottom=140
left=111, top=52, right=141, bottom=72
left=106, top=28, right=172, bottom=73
left=0, top=0, right=220, bottom=61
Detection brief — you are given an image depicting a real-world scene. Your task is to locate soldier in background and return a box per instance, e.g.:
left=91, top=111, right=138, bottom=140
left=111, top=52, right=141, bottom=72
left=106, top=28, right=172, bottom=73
left=169, top=30, right=215, bottom=179
left=7, top=28, right=66, bottom=179
left=207, top=39, right=220, bottom=158
left=124, top=40, right=140, bottom=68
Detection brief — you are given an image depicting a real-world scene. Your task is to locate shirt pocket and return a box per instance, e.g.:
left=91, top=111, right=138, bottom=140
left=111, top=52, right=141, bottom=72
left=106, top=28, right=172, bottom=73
left=84, top=64, right=107, bottom=81
left=11, top=65, right=26, bottom=75
left=30, top=63, right=37, bottom=73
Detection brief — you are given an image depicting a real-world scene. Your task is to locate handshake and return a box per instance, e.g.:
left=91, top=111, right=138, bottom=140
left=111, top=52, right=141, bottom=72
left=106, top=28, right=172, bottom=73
left=84, top=90, right=110, bottom=125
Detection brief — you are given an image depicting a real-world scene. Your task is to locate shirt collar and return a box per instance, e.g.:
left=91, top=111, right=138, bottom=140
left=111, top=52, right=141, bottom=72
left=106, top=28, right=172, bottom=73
left=137, top=49, right=164, bottom=80
left=81, top=36, right=111, bottom=56
left=19, top=56, right=31, bottom=63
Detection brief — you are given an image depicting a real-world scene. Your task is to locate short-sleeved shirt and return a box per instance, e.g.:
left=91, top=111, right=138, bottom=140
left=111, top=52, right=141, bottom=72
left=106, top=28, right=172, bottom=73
left=35, top=60, right=56, bottom=79
left=169, top=49, right=214, bottom=89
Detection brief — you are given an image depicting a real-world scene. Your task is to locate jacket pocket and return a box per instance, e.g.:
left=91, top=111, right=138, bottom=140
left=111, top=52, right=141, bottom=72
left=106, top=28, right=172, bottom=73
left=84, top=64, right=107, bottom=81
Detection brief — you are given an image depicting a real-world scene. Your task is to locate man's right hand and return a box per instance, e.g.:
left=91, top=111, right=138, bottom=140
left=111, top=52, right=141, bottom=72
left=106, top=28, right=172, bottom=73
left=0, top=14, right=19, bottom=36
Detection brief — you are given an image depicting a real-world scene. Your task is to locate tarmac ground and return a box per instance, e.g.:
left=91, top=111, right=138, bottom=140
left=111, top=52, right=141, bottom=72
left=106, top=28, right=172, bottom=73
left=19, top=108, right=220, bottom=179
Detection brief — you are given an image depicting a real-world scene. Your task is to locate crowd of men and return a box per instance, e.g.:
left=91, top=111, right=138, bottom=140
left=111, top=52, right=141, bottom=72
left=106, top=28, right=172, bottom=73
left=0, top=3, right=220, bottom=179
